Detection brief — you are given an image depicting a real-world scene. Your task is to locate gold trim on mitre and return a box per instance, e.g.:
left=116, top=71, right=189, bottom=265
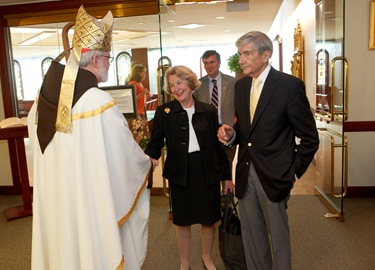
left=55, top=5, right=113, bottom=133
left=73, top=5, right=113, bottom=51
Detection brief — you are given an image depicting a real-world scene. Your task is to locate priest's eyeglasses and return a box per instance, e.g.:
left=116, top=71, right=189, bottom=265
left=100, top=55, right=114, bottom=63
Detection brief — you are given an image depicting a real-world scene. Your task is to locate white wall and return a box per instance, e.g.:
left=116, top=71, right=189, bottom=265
left=268, top=0, right=316, bottom=104
left=345, top=0, right=375, bottom=186
left=346, top=0, right=375, bottom=121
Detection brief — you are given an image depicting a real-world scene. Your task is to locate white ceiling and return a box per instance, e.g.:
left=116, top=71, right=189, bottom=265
left=3, top=0, right=284, bottom=58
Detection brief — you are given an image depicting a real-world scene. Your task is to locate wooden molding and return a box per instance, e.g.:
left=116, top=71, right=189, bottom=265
left=1, top=1, right=158, bottom=27
left=347, top=186, right=375, bottom=198
left=344, top=121, right=375, bottom=132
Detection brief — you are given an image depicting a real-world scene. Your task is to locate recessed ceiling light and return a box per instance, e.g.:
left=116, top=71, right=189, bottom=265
left=19, top=31, right=56, bottom=46
left=176, top=23, right=206, bottom=29
left=176, top=1, right=196, bottom=5
left=216, top=16, right=225, bottom=20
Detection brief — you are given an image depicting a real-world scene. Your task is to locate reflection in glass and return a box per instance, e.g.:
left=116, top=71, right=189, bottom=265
left=13, top=60, right=24, bottom=100
left=41, top=57, right=53, bottom=79
left=9, top=2, right=246, bottom=106
left=156, top=56, right=172, bottom=104
left=116, top=51, right=132, bottom=85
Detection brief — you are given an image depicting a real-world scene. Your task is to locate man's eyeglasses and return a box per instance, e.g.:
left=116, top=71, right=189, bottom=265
left=99, top=55, right=114, bottom=63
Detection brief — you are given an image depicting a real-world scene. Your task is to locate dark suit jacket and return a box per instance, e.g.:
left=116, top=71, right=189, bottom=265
left=193, top=72, right=236, bottom=126
left=231, top=67, right=319, bottom=202
left=145, top=98, right=231, bottom=186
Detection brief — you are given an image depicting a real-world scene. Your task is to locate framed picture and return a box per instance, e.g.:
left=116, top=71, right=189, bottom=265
left=100, top=85, right=138, bottom=119
left=370, top=0, right=375, bottom=50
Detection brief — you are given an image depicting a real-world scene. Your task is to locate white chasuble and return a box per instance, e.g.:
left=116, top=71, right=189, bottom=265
left=28, top=88, right=151, bottom=270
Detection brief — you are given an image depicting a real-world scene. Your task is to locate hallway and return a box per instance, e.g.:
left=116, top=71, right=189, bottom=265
left=1, top=192, right=375, bottom=270
left=150, top=149, right=317, bottom=196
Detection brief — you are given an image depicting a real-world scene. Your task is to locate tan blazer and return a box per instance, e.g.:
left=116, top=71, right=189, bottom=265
left=194, top=72, right=236, bottom=126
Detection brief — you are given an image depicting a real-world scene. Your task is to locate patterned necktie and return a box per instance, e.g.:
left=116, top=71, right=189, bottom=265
left=250, top=78, right=261, bottom=122
left=211, top=79, right=219, bottom=109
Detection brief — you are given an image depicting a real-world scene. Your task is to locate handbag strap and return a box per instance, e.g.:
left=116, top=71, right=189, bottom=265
left=223, top=191, right=230, bottom=229
left=223, top=190, right=239, bottom=229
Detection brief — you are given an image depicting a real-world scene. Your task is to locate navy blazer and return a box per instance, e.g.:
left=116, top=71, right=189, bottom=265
left=231, top=67, right=319, bottom=202
left=145, top=98, right=231, bottom=186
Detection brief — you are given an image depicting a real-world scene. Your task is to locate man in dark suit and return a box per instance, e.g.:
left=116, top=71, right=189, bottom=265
left=218, top=31, right=319, bottom=270
left=194, top=50, right=237, bottom=174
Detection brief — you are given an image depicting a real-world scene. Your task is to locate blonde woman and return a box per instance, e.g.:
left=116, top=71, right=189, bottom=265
left=145, top=65, right=234, bottom=270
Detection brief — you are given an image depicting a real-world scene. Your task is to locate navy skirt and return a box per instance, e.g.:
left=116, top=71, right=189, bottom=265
left=169, top=151, right=221, bottom=226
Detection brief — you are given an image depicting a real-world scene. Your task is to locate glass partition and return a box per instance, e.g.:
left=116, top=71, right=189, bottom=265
left=315, top=0, right=347, bottom=221
left=7, top=0, right=281, bottom=113
left=10, top=12, right=162, bottom=102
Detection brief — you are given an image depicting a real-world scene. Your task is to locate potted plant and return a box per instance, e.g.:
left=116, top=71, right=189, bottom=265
left=227, top=53, right=243, bottom=78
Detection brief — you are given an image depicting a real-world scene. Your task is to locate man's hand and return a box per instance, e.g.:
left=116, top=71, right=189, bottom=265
left=150, top=158, right=159, bottom=172
left=218, top=124, right=234, bottom=145
left=223, top=180, right=235, bottom=194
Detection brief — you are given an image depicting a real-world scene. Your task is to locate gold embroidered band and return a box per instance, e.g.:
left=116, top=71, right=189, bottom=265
left=55, top=5, right=113, bottom=133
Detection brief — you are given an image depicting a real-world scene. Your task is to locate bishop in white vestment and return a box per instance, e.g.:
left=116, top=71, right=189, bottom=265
left=27, top=6, right=152, bottom=270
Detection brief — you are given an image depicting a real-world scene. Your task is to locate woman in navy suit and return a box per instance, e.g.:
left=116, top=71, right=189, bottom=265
left=145, top=65, right=234, bottom=270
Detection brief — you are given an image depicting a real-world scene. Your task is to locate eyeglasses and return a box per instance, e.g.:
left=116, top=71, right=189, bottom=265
left=99, top=55, right=114, bottom=63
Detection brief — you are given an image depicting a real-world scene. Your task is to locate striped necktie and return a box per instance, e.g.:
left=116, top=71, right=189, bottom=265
left=211, top=79, right=219, bottom=109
